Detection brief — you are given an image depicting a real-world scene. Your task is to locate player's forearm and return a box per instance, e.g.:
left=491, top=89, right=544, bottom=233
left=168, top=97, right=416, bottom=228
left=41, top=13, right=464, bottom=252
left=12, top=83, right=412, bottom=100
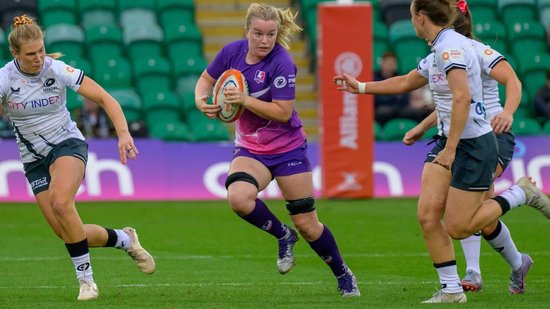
left=243, top=96, right=293, bottom=123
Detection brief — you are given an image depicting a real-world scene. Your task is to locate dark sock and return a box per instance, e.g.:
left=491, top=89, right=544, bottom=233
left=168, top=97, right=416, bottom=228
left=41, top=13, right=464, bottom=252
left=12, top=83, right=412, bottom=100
left=240, top=199, right=287, bottom=239
left=307, top=225, right=346, bottom=277
left=65, top=239, right=89, bottom=257
left=104, top=228, right=118, bottom=247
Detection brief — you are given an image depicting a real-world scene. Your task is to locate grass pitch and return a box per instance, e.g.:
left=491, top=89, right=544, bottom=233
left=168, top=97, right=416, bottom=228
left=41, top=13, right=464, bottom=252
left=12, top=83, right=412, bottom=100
left=0, top=199, right=548, bottom=308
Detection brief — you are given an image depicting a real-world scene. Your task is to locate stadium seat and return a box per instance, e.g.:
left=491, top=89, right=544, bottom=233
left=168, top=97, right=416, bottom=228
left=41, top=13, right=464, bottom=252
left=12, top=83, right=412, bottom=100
left=382, top=118, right=418, bottom=141
left=118, top=0, right=156, bottom=13
left=389, top=20, right=430, bottom=74
left=124, top=24, right=164, bottom=61
left=66, top=89, right=84, bottom=114
left=512, top=117, right=542, bottom=135
left=109, top=88, right=143, bottom=123
left=133, top=56, right=173, bottom=94
left=374, top=121, right=383, bottom=140
left=542, top=120, right=550, bottom=134
left=508, top=21, right=547, bottom=56
left=77, top=0, right=117, bottom=29
left=518, top=52, right=550, bottom=99
left=497, top=0, right=537, bottom=23
left=468, top=0, right=498, bottom=20
left=540, top=7, right=550, bottom=30
left=148, top=120, right=192, bottom=141
left=422, top=126, right=439, bottom=140
left=0, top=28, right=5, bottom=60
left=173, top=56, right=208, bottom=95
left=474, top=19, right=508, bottom=53
left=373, top=20, right=389, bottom=71
left=44, top=24, right=85, bottom=58
left=80, top=10, right=117, bottom=30
left=120, top=9, right=158, bottom=29
left=158, top=0, right=195, bottom=28
left=180, top=91, right=197, bottom=114
left=380, top=0, right=411, bottom=27
left=85, top=25, right=124, bottom=61
left=38, top=0, right=77, bottom=29
left=142, top=90, right=181, bottom=123
left=164, top=20, right=203, bottom=61
left=186, top=110, right=230, bottom=142
left=389, top=20, right=430, bottom=72
left=63, top=56, right=93, bottom=77
left=92, top=57, right=133, bottom=89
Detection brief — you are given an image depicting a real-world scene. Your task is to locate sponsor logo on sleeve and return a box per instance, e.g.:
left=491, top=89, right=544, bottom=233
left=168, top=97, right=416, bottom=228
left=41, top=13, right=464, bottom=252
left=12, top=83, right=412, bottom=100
left=274, top=76, right=287, bottom=88
left=484, top=49, right=493, bottom=55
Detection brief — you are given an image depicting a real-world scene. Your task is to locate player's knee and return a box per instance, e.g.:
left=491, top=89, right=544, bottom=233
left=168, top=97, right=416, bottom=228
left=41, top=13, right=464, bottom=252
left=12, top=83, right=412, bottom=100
left=445, top=223, right=471, bottom=240
left=225, top=172, right=259, bottom=213
left=225, top=172, right=259, bottom=190
left=48, top=193, right=73, bottom=217
left=285, top=197, right=315, bottom=215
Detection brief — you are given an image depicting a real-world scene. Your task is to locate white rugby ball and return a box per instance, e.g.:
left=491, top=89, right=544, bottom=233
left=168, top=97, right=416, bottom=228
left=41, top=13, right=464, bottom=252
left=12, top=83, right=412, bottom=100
left=212, top=69, right=248, bottom=123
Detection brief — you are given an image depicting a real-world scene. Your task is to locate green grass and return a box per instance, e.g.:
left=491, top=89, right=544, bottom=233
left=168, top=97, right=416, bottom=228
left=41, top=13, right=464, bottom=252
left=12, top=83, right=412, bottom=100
left=0, top=199, right=548, bottom=308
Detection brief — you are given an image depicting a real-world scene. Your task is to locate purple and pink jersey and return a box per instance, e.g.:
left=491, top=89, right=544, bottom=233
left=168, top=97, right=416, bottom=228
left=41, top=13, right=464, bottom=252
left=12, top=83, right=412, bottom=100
left=207, top=39, right=306, bottom=154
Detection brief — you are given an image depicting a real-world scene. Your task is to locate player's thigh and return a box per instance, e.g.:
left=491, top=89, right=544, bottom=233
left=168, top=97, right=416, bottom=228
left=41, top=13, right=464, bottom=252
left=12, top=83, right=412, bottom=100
left=275, top=172, right=313, bottom=201
left=48, top=156, right=85, bottom=202
left=445, top=187, right=485, bottom=228
left=417, top=163, right=450, bottom=220
left=228, top=156, right=272, bottom=191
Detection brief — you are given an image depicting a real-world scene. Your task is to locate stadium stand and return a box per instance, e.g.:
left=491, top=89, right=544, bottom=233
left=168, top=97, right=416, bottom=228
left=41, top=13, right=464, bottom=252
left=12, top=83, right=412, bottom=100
left=85, top=25, right=124, bottom=61
left=468, top=0, right=498, bottom=21
left=44, top=23, right=85, bottom=59
left=0, top=0, right=38, bottom=30
left=382, top=118, right=418, bottom=141
left=0, top=0, right=546, bottom=142
left=78, top=0, right=117, bottom=30
left=110, top=88, right=143, bottom=123
left=497, top=0, right=538, bottom=23
left=133, top=56, right=173, bottom=95
left=38, top=0, right=77, bottom=29
left=512, top=117, right=542, bottom=135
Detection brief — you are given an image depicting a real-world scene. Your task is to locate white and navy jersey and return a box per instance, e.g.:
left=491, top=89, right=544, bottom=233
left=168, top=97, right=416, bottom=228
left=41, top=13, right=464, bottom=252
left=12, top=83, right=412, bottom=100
left=417, top=29, right=492, bottom=139
left=470, top=39, right=506, bottom=120
left=0, top=57, right=85, bottom=163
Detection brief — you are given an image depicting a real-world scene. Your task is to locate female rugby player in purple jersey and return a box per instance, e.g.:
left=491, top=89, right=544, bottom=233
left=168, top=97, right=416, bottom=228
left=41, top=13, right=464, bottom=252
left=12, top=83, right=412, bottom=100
left=0, top=15, right=155, bottom=301
left=195, top=3, right=359, bottom=297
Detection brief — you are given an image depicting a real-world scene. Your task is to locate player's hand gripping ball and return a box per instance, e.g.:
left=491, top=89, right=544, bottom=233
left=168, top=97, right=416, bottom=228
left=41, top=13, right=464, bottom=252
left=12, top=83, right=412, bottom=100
left=212, top=69, right=249, bottom=123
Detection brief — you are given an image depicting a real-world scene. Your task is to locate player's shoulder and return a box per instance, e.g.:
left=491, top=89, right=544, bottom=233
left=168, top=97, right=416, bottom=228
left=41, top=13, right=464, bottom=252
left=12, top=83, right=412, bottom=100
left=221, top=39, right=248, bottom=55
left=267, top=44, right=295, bottom=67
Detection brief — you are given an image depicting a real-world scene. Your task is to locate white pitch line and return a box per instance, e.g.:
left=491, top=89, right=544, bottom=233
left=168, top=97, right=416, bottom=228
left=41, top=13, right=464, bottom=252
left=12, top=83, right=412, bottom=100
left=2, top=279, right=550, bottom=290
left=2, top=251, right=550, bottom=261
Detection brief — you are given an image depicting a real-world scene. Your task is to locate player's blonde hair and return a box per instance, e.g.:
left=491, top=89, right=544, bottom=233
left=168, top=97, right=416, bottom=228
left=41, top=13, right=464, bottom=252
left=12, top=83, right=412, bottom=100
left=9, top=15, right=62, bottom=59
left=245, top=3, right=302, bottom=50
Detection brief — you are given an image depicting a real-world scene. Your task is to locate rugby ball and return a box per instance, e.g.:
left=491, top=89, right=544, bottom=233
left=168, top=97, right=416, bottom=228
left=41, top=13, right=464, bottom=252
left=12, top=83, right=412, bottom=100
left=212, top=69, right=248, bottom=123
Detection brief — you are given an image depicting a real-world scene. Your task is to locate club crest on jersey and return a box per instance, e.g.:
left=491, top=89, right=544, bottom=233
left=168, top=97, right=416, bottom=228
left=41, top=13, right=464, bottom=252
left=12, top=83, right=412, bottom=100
left=254, top=70, right=266, bottom=83
left=43, top=78, right=55, bottom=87
left=43, top=78, right=58, bottom=92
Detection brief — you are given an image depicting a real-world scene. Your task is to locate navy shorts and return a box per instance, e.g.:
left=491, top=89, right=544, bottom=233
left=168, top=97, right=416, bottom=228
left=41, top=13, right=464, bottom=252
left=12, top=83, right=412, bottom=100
left=496, top=131, right=515, bottom=172
left=233, top=143, right=312, bottom=178
left=425, top=132, right=498, bottom=191
left=23, top=138, right=88, bottom=195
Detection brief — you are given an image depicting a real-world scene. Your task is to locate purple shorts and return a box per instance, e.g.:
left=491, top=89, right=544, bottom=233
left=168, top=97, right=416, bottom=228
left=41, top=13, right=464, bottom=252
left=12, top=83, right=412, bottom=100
left=233, top=143, right=312, bottom=178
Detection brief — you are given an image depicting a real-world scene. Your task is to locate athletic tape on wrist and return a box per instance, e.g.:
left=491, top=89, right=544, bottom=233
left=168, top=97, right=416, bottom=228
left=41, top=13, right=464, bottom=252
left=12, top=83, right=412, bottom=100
left=358, top=82, right=366, bottom=94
